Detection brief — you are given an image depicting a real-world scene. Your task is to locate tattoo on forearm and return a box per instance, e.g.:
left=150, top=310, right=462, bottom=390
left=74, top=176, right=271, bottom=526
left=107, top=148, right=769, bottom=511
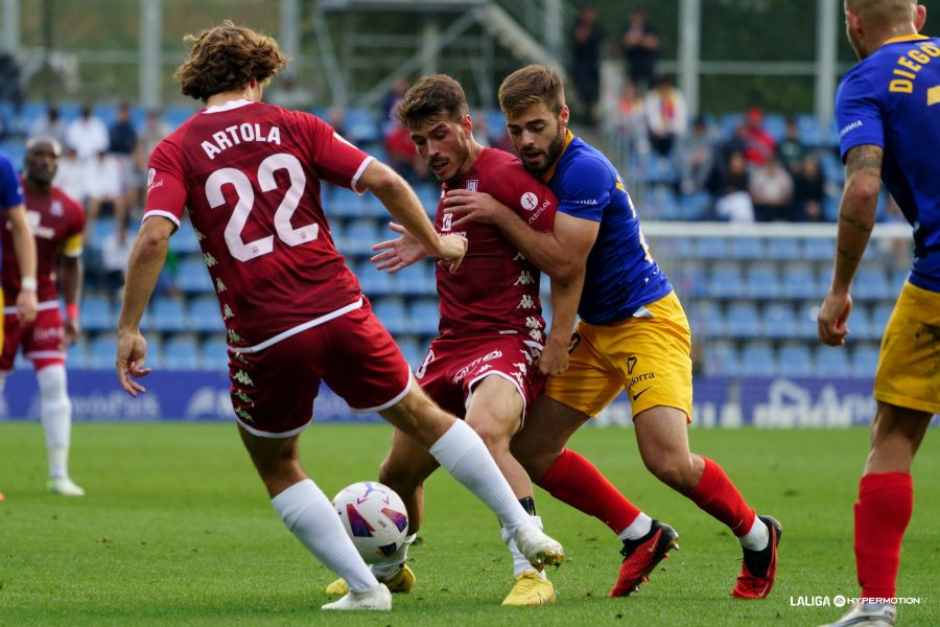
left=845, top=145, right=884, bottom=178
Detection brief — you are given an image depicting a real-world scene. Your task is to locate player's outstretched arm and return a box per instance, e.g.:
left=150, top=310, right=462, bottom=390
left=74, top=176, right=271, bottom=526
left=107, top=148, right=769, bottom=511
left=116, top=216, right=174, bottom=395
left=446, top=190, right=598, bottom=283
left=7, top=204, right=38, bottom=323
left=818, top=144, right=882, bottom=347
left=360, top=160, right=467, bottom=271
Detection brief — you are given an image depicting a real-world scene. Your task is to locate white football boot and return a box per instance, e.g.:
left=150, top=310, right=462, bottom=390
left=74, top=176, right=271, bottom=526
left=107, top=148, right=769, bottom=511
left=820, top=601, right=897, bottom=627
left=48, top=477, right=85, bottom=496
left=513, top=524, right=565, bottom=570
left=321, top=583, right=391, bottom=611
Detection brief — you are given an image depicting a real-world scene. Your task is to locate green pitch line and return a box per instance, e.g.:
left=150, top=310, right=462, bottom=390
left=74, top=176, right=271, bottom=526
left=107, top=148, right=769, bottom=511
left=0, top=422, right=937, bottom=626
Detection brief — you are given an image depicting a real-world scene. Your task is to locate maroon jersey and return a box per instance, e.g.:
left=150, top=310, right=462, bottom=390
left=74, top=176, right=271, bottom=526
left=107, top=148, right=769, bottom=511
left=2, top=182, right=85, bottom=305
left=144, top=100, right=372, bottom=350
left=436, top=148, right=557, bottom=341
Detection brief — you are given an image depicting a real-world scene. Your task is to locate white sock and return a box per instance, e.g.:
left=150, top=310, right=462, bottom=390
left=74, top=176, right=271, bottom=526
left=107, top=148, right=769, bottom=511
left=740, top=515, right=770, bottom=551
left=428, top=420, right=531, bottom=533
left=372, top=532, right=416, bottom=581
left=617, top=512, right=653, bottom=542
left=37, top=365, right=72, bottom=480
left=272, top=478, right=379, bottom=593
left=503, top=515, right=547, bottom=579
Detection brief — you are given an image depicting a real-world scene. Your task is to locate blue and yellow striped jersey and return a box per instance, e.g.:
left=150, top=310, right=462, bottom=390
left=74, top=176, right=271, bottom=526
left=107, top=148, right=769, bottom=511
left=545, top=132, right=671, bottom=324
left=837, top=34, right=940, bottom=292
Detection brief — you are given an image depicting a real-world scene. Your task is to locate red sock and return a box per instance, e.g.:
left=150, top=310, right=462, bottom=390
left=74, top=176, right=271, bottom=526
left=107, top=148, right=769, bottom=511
left=689, top=457, right=756, bottom=536
left=537, top=449, right=641, bottom=535
left=855, top=472, right=913, bottom=600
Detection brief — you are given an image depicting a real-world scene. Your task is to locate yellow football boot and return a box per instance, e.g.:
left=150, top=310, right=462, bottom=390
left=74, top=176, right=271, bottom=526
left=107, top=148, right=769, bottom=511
left=501, top=571, right=557, bottom=607
left=325, top=564, right=416, bottom=597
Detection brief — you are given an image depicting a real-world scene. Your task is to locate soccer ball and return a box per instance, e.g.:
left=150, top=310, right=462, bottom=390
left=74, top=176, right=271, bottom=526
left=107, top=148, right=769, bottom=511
left=333, top=481, right=409, bottom=564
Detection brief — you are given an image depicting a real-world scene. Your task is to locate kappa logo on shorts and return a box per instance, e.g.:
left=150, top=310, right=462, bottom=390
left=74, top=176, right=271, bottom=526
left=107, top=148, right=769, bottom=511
left=627, top=355, right=638, bottom=375
left=233, top=370, right=254, bottom=387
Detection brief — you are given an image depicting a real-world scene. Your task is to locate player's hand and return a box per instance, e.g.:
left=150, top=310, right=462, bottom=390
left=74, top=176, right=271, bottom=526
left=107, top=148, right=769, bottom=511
left=370, top=223, right=429, bottom=273
left=435, top=233, right=468, bottom=273
left=538, top=335, right=570, bottom=376
left=818, top=289, right=853, bottom=346
left=116, top=329, right=152, bottom=396
left=444, top=191, right=506, bottom=228
left=16, top=288, right=37, bottom=324
left=63, top=319, right=81, bottom=348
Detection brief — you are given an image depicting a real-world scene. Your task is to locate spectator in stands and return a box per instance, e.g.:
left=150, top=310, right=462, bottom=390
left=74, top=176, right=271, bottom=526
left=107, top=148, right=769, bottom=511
left=30, top=105, right=68, bottom=146
left=712, top=150, right=754, bottom=222
left=101, top=210, right=132, bottom=292
left=645, top=75, right=687, bottom=157
left=679, top=115, right=714, bottom=194
left=382, top=79, right=410, bottom=124
left=109, top=102, right=138, bottom=213
left=613, top=81, right=647, bottom=156
left=622, top=8, right=659, bottom=90
left=65, top=103, right=108, bottom=161
left=571, top=5, right=603, bottom=126
left=777, top=116, right=805, bottom=175
left=385, top=120, right=426, bottom=182
left=54, top=146, right=88, bottom=207
left=791, top=153, right=826, bottom=222
left=86, top=149, right=125, bottom=227
left=0, top=52, right=24, bottom=111
left=741, top=106, right=776, bottom=166
left=749, top=154, right=794, bottom=222
left=136, top=110, right=170, bottom=174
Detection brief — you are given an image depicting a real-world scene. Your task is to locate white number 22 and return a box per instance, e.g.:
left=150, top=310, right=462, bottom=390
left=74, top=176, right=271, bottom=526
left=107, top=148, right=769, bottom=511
left=205, top=152, right=318, bottom=262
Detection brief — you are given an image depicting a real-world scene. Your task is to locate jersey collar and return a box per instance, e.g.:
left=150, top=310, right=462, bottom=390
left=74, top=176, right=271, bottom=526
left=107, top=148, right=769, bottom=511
left=203, top=99, right=254, bottom=114
left=881, top=33, right=929, bottom=47
left=541, top=129, right=576, bottom=183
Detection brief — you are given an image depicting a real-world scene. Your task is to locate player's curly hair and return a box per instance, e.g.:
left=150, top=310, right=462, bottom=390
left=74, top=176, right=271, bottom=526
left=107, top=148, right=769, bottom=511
left=498, top=65, right=565, bottom=116
left=175, top=20, right=287, bottom=102
left=397, top=74, right=469, bottom=129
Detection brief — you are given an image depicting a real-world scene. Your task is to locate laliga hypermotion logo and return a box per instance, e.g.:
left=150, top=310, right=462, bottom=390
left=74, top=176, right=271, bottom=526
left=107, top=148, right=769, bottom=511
left=520, top=192, right=539, bottom=211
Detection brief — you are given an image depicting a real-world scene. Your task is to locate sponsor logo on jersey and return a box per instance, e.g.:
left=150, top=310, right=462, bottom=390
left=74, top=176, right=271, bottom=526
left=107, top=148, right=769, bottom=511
left=51, top=201, right=63, bottom=216
left=840, top=120, right=863, bottom=137
left=520, top=191, right=539, bottom=211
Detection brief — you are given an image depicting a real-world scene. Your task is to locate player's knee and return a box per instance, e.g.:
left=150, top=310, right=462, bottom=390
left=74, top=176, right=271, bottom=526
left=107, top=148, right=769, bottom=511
left=643, top=451, right=696, bottom=491
left=465, top=412, right=513, bottom=454
left=378, top=456, right=422, bottom=495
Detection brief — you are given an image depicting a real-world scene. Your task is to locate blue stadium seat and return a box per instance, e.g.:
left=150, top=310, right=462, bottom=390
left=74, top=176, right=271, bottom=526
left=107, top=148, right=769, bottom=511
left=695, top=237, right=728, bottom=260
left=726, top=302, right=762, bottom=339
left=358, top=262, right=393, bottom=296
left=339, top=219, right=379, bottom=255
left=689, top=301, right=724, bottom=337
left=680, top=192, right=711, bottom=220
left=854, top=267, right=891, bottom=300
left=707, top=262, right=745, bottom=299
left=777, top=344, right=814, bottom=377
left=797, top=115, right=823, bottom=146
left=87, top=335, right=118, bottom=369
left=871, top=302, right=894, bottom=336
left=745, top=263, right=780, bottom=299
left=781, top=263, right=820, bottom=299
left=188, top=297, right=224, bottom=332
left=408, top=299, right=439, bottom=335
left=889, top=269, right=908, bottom=293
left=66, top=341, right=87, bottom=368
left=416, top=184, right=442, bottom=214
left=397, top=337, right=424, bottom=369
left=176, top=258, right=214, bottom=293
left=171, top=222, right=201, bottom=254
left=793, top=302, right=819, bottom=340
left=763, top=303, right=798, bottom=339
left=395, top=262, right=433, bottom=295
left=201, top=336, right=230, bottom=371
left=373, top=298, right=408, bottom=335
left=852, top=344, right=880, bottom=377
left=148, top=298, right=186, bottom=332
left=82, top=295, right=113, bottom=332
left=163, top=336, right=200, bottom=370
left=766, top=238, right=801, bottom=261
left=739, top=341, right=776, bottom=376
left=345, top=108, right=379, bottom=144
left=325, top=187, right=364, bottom=218
left=764, top=114, right=787, bottom=141
left=165, top=104, right=196, bottom=128
left=703, top=341, right=738, bottom=376
left=730, top=237, right=763, bottom=260
left=802, top=237, right=833, bottom=261
left=815, top=346, right=851, bottom=376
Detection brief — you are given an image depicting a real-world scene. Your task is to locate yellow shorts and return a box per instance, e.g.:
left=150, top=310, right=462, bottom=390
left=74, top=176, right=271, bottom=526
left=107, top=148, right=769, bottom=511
left=874, top=281, right=940, bottom=415
left=546, top=291, right=693, bottom=420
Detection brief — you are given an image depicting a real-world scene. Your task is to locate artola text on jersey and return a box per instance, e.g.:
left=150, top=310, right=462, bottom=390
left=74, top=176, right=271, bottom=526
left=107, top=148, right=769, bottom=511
left=201, top=124, right=283, bottom=160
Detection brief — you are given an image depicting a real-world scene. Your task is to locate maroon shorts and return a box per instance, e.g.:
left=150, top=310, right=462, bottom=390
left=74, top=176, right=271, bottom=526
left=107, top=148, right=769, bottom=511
left=415, top=333, right=546, bottom=421
left=1, top=304, right=66, bottom=372
left=229, top=301, right=411, bottom=438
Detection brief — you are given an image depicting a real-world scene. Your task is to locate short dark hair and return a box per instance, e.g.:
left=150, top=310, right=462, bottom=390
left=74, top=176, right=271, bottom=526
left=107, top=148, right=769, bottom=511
left=175, top=20, right=287, bottom=102
left=397, top=74, right=469, bottom=129
left=498, top=64, right=565, bottom=116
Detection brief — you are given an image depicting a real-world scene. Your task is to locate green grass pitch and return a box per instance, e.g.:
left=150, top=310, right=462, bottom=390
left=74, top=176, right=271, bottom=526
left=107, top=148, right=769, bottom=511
left=1, top=422, right=937, bottom=626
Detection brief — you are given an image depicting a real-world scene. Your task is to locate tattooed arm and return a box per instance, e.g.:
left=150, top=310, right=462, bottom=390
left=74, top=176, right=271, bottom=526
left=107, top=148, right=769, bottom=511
left=818, top=144, right=882, bottom=346
left=832, top=144, right=883, bottom=292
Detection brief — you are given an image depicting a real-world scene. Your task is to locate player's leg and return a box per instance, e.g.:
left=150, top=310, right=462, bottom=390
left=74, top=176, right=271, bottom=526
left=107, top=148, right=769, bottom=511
left=511, top=328, right=675, bottom=597
left=326, top=304, right=564, bottom=571
left=464, top=374, right=556, bottom=606
left=35, top=362, right=83, bottom=496
left=325, top=428, right=436, bottom=596
left=237, top=425, right=389, bottom=610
